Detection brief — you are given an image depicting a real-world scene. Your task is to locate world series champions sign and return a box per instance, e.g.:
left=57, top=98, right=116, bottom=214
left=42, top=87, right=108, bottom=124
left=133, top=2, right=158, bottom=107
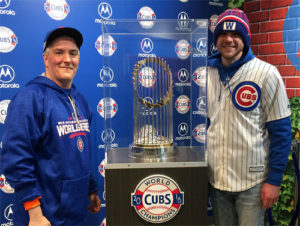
left=131, top=175, right=184, bottom=224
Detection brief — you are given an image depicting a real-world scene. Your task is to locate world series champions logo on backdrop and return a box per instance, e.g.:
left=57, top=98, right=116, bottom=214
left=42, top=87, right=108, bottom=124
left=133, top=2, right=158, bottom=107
left=137, top=6, right=156, bottom=29
left=44, top=0, right=70, bottom=20
left=131, top=174, right=184, bottom=224
left=0, top=26, right=17, bottom=53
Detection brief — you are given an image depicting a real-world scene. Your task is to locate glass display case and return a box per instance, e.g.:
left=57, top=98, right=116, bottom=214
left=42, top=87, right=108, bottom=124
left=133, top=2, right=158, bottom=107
left=99, top=19, right=208, bottom=164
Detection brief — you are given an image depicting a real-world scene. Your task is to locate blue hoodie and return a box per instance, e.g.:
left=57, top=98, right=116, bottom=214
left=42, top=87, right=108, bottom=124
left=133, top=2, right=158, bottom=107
left=1, top=75, right=98, bottom=225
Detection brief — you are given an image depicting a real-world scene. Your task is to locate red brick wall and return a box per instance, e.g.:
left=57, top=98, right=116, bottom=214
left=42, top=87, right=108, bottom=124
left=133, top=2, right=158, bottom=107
left=243, top=0, right=300, bottom=98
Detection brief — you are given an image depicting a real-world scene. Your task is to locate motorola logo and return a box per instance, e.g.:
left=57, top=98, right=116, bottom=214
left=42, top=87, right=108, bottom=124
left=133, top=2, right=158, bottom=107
left=210, top=42, right=218, bottom=55
left=209, top=0, right=224, bottom=7
left=178, top=12, right=189, bottom=28
left=196, top=96, right=206, bottom=111
left=0, top=0, right=14, bottom=16
left=0, top=0, right=10, bottom=9
left=4, top=204, right=13, bottom=221
left=176, top=68, right=191, bottom=87
left=192, top=38, right=207, bottom=57
left=98, top=2, right=112, bottom=19
left=98, top=128, right=118, bottom=149
left=100, top=66, right=114, bottom=83
left=196, top=38, right=207, bottom=54
left=101, top=128, right=115, bottom=143
left=178, top=68, right=189, bottom=83
left=141, top=38, right=153, bottom=53
left=178, top=122, right=188, bottom=136
left=0, top=65, right=14, bottom=83
left=193, top=96, right=207, bottom=116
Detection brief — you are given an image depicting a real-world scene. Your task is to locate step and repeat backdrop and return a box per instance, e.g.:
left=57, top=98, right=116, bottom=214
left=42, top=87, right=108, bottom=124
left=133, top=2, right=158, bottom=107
left=0, top=0, right=227, bottom=225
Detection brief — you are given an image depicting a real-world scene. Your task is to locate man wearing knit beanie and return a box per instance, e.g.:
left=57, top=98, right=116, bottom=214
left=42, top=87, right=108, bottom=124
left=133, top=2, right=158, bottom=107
left=207, top=8, right=292, bottom=226
left=213, top=8, right=251, bottom=53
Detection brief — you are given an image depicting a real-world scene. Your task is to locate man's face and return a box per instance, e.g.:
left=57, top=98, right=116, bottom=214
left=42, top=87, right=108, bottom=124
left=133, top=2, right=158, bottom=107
left=216, top=32, right=244, bottom=66
left=43, top=36, right=80, bottom=89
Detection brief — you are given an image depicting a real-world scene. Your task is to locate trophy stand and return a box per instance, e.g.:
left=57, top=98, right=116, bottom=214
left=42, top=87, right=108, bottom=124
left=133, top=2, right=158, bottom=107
left=130, top=57, right=175, bottom=160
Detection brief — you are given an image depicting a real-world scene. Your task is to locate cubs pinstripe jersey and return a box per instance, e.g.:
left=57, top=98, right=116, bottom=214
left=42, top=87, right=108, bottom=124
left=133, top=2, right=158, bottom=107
left=207, top=57, right=291, bottom=192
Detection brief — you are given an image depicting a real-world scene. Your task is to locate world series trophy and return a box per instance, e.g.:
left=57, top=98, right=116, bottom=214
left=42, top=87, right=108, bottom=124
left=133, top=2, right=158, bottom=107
left=130, top=57, right=174, bottom=159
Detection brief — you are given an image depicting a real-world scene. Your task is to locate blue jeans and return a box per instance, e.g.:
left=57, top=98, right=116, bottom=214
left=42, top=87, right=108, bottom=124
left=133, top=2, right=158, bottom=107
left=209, top=183, right=265, bottom=226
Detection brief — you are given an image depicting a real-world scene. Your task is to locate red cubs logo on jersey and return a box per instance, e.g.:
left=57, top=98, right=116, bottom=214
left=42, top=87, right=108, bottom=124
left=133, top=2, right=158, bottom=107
left=232, top=81, right=261, bottom=111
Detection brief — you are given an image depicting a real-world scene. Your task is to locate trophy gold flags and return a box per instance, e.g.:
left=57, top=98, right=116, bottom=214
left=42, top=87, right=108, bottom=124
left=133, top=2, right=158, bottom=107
left=131, top=57, right=174, bottom=159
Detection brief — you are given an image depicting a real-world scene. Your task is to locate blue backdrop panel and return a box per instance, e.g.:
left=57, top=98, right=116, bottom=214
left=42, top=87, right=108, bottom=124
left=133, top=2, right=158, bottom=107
left=0, top=0, right=227, bottom=225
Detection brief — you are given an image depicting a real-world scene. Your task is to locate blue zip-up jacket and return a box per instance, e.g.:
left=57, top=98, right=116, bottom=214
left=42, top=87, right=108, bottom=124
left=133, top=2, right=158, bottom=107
left=1, top=75, right=98, bottom=225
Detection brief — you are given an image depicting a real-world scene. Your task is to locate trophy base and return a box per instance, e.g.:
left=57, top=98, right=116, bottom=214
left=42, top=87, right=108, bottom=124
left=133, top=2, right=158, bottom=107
left=129, top=144, right=176, bottom=161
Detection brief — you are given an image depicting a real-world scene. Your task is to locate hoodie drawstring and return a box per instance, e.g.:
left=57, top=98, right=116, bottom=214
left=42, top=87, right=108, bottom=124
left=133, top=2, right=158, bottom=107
left=68, top=95, right=80, bottom=127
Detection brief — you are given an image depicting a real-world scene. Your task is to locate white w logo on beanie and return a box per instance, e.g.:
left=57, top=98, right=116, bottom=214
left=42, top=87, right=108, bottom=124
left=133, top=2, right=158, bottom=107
left=223, top=22, right=236, bottom=31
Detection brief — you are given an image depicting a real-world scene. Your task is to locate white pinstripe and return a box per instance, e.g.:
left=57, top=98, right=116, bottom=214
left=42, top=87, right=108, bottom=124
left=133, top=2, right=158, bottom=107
left=207, top=57, right=291, bottom=192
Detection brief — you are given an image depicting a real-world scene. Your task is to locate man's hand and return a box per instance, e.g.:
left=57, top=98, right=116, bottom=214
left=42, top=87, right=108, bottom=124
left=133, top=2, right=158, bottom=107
left=88, top=192, right=101, bottom=213
left=261, top=183, right=280, bottom=209
left=28, top=206, right=51, bottom=226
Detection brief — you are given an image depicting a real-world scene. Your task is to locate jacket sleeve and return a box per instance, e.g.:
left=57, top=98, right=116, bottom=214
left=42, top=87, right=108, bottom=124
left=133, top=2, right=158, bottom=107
left=266, top=116, right=292, bottom=186
left=89, top=172, right=98, bottom=194
left=1, top=90, right=43, bottom=204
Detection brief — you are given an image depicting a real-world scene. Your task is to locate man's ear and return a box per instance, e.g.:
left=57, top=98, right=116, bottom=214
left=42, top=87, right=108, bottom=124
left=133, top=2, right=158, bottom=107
left=42, top=53, right=48, bottom=67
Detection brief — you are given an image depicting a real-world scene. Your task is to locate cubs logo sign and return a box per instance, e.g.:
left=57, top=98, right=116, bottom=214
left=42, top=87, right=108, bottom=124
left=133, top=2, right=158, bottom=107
left=95, top=35, right=117, bottom=56
left=131, top=174, right=184, bottom=224
left=232, top=81, right=261, bottom=111
left=192, top=124, right=206, bottom=143
left=175, top=95, right=190, bottom=114
left=175, top=39, right=191, bottom=60
left=77, top=137, right=84, bottom=152
left=0, top=26, right=18, bottom=53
